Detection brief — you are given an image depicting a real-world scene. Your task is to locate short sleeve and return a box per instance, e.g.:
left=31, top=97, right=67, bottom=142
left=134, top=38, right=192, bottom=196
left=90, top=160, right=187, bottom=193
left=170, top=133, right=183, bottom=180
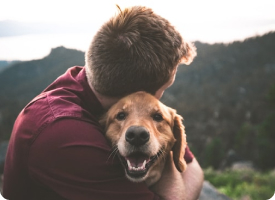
left=184, top=146, right=194, bottom=164
left=28, top=118, right=160, bottom=200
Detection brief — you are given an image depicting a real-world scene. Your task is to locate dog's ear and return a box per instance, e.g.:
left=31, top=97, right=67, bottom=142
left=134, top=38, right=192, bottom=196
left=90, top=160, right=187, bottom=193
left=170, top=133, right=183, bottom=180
left=99, top=113, right=109, bottom=131
left=172, top=113, right=187, bottom=172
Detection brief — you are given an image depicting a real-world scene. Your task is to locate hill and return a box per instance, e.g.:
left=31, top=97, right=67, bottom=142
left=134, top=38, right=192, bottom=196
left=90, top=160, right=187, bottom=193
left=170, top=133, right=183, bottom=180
left=0, top=60, right=20, bottom=72
left=0, top=46, right=85, bottom=139
left=162, top=32, right=275, bottom=169
left=0, top=32, right=275, bottom=169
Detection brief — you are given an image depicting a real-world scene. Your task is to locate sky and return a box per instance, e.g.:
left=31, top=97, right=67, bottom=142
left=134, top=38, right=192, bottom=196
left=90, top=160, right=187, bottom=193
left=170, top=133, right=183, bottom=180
left=1, top=0, right=275, bottom=60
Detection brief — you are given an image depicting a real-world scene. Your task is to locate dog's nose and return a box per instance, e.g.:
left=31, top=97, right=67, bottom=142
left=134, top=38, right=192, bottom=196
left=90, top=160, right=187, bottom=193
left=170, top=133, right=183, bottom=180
left=125, top=126, right=150, bottom=146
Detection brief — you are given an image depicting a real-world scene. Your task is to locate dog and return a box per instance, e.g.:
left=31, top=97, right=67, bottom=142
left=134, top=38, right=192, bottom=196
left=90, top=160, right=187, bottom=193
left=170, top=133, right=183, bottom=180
left=100, top=91, right=187, bottom=186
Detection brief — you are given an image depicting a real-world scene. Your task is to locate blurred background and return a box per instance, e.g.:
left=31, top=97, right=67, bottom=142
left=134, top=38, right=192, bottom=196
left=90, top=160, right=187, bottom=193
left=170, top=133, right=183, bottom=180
left=0, top=0, right=275, bottom=199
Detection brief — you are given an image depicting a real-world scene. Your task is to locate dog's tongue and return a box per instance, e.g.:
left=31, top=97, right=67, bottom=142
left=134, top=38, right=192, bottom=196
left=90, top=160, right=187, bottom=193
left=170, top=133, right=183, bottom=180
left=126, top=154, right=150, bottom=168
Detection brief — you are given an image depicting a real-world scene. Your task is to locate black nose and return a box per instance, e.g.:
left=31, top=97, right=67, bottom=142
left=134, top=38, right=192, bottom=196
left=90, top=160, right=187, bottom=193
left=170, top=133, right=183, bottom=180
left=125, top=126, right=150, bottom=146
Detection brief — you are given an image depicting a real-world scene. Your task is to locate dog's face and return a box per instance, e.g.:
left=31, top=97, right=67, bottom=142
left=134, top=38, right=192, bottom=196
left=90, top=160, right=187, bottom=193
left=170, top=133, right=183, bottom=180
left=100, top=91, right=187, bottom=185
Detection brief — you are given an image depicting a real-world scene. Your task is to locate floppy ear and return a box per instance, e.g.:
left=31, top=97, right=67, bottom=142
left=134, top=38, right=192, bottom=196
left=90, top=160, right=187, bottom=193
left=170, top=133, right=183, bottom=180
left=172, top=114, right=187, bottom=172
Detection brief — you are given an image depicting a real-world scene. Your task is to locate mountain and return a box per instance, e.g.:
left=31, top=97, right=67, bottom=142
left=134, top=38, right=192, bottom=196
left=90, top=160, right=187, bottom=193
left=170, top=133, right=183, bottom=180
left=0, top=46, right=85, bottom=139
left=0, top=60, right=20, bottom=72
left=162, top=31, right=275, bottom=169
left=0, top=32, right=275, bottom=169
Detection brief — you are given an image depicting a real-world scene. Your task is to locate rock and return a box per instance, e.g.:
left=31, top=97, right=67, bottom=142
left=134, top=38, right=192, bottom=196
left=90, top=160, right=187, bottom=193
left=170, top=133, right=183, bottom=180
left=231, top=161, right=254, bottom=171
left=199, top=181, right=231, bottom=200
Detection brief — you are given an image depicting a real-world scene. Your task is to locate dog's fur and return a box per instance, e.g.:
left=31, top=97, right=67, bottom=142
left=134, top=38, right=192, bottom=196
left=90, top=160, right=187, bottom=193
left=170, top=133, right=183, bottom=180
left=100, top=91, right=187, bottom=186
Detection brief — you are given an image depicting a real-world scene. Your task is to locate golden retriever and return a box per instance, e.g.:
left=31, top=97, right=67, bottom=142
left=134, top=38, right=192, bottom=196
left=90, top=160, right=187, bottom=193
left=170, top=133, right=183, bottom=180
left=100, top=91, right=187, bottom=186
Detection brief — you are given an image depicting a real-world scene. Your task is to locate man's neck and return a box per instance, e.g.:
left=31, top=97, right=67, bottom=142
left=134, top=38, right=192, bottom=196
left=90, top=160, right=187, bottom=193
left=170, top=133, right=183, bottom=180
left=89, top=83, right=120, bottom=110
left=85, top=66, right=120, bottom=110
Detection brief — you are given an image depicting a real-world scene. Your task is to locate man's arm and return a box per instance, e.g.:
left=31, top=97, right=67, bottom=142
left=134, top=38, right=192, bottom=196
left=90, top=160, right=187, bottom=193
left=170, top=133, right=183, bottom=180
left=182, top=158, right=204, bottom=200
left=150, top=152, right=204, bottom=200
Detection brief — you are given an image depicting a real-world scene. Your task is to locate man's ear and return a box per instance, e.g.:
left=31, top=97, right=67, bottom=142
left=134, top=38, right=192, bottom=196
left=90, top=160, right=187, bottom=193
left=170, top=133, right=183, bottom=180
left=172, top=113, right=187, bottom=172
left=180, top=41, right=197, bottom=65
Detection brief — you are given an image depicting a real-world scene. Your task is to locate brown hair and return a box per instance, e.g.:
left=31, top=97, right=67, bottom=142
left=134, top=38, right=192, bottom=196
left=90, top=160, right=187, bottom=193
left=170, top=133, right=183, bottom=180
left=85, top=6, right=196, bottom=97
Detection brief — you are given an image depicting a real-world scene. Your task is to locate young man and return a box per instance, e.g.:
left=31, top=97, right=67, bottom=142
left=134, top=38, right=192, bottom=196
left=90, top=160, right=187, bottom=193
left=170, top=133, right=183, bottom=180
left=3, top=6, right=203, bottom=200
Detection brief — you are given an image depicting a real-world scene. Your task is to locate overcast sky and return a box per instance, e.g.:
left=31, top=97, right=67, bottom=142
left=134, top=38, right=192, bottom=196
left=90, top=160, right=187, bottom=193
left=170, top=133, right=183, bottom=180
left=2, top=0, right=275, bottom=39
left=2, top=0, right=275, bottom=23
left=1, top=0, right=275, bottom=60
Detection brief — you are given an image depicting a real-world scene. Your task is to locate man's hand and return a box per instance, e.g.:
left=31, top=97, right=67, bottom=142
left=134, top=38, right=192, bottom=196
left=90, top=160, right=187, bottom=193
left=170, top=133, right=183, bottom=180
left=150, top=152, right=204, bottom=200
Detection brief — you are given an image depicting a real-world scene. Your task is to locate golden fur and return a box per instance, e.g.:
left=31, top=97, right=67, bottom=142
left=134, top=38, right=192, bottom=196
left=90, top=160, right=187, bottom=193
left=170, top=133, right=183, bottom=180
left=100, top=91, right=187, bottom=186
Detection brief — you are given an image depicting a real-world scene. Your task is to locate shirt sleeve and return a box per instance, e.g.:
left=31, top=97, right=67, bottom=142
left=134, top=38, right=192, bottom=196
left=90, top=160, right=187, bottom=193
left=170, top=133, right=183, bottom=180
left=28, top=118, right=160, bottom=200
left=184, top=146, right=194, bottom=164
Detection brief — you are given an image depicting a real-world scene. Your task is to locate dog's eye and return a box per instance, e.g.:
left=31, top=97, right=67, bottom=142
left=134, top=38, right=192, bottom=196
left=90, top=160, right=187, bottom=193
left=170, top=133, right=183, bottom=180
left=152, top=113, right=163, bottom=122
left=116, top=112, right=126, bottom=121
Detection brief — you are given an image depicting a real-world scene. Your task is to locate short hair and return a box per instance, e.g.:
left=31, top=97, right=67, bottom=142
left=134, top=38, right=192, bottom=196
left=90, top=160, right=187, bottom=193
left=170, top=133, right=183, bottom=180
left=85, top=6, right=196, bottom=97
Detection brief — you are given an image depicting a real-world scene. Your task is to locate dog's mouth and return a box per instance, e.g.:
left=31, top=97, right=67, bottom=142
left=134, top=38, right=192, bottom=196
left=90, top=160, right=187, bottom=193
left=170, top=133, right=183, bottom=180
left=119, top=150, right=162, bottom=179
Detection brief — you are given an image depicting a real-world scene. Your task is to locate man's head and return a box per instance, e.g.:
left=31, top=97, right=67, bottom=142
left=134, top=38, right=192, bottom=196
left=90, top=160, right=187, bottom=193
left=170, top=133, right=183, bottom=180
left=85, top=6, right=196, bottom=98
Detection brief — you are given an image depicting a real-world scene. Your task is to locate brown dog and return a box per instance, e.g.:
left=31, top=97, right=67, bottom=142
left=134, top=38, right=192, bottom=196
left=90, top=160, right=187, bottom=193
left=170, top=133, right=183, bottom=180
left=100, top=91, right=187, bottom=186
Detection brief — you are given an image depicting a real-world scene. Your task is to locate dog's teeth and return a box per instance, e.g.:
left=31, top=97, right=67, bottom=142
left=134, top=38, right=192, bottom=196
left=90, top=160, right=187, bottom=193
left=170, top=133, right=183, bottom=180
left=127, top=160, right=132, bottom=167
left=132, top=166, right=142, bottom=171
left=127, top=159, right=147, bottom=171
left=127, top=160, right=134, bottom=170
left=142, top=160, right=146, bottom=169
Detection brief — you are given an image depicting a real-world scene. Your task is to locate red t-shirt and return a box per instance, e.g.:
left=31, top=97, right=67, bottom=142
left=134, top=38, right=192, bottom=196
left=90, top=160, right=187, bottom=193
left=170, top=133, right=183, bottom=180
left=3, top=66, right=193, bottom=200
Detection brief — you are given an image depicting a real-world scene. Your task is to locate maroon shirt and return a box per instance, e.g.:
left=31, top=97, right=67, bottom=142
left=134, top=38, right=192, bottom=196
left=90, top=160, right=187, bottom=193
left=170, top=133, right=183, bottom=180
left=3, top=66, right=193, bottom=200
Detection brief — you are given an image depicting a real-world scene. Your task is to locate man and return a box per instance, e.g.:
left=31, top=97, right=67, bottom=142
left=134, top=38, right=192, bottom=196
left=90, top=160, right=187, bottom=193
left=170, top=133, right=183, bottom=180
left=3, top=6, right=203, bottom=200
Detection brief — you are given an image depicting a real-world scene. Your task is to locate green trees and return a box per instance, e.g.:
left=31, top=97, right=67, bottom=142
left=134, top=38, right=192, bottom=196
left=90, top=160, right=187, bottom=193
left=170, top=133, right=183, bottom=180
left=256, top=84, right=275, bottom=169
left=163, top=32, right=275, bottom=170
left=231, top=83, right=275, bottom=170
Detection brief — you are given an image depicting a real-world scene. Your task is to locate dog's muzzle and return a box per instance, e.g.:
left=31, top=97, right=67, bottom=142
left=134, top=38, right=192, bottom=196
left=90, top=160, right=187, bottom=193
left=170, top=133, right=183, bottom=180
left=117, top=126, right=162, bottom=180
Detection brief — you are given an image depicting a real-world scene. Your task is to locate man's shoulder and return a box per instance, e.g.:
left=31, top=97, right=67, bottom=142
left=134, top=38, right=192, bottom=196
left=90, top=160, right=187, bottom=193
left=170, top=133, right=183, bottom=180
left=21, top=90, right=88, bottom=121
left=15, top=88, right=100, bottom=142
left=25, top=83, right=99, bottom=121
